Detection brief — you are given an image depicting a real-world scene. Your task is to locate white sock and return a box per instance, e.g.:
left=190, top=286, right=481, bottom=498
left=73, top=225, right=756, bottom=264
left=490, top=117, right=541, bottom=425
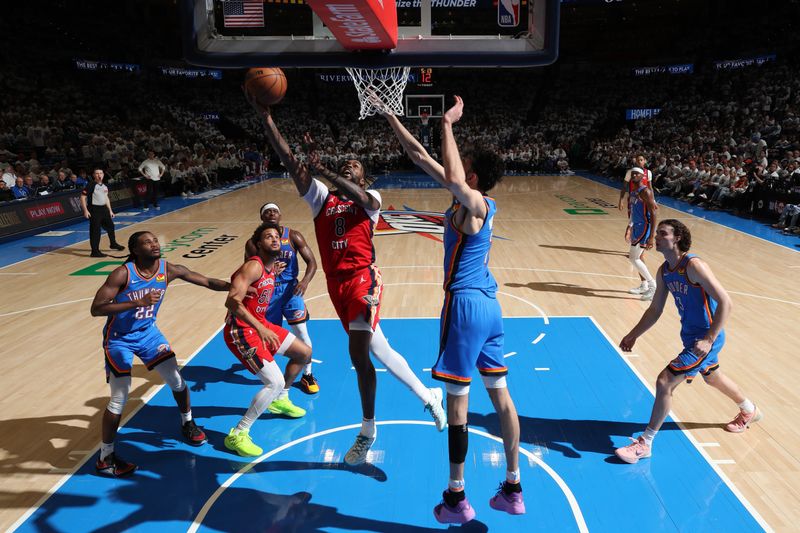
left=738, top=399, right=755, bottom=413
left=642, top=426, right=658, bottom=444
left=277, top=388, right=290, bottom=401
left=180, top=410, right=192, bottom=424
left=361, top=417, right=376, bottom=438
left=448, top=478, right=465, bottom=491
left=506, top=470, right=521, bottom=484
left=370, top=324, right=431, bottom=405
left=304, top=364, right=313, bottom=375
left=100, top=441, right=114, bottom=461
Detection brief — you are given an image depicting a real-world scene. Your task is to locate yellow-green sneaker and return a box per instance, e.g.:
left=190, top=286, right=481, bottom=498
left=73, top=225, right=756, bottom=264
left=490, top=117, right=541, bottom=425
left=268, top=398, right=306, bottom=418
left=224, top=428, right=263, bottom=457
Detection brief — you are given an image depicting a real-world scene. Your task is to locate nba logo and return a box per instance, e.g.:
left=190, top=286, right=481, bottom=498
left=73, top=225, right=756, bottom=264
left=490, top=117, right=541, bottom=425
left=498, top=0, right=520, bottom=28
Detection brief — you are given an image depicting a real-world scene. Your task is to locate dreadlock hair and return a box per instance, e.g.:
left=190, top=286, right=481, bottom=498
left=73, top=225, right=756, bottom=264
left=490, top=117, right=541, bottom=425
left=250, top=221, right=281, bottom=250
left=660, top=219, right=692, bottom=252
left=126, top=231, right=152, bottom=263
left=463, top=149, right=505, bottom=193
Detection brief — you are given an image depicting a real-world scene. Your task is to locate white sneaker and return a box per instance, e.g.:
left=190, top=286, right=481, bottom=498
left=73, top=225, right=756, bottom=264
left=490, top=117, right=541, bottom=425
left=425, top=387, right=447, bottom=431
left=628, top=283, right=648, bottom=294
left=641, top=285, right=656, bottom=301
left=344, top=433, right=376, bottom=466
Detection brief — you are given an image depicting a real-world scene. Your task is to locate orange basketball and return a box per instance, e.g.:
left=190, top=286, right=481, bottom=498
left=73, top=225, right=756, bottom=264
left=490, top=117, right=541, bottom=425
left=244, top=67, right=287, bottom=107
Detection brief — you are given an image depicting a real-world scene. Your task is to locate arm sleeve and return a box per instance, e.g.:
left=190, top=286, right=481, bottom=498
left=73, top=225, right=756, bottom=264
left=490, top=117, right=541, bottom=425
left=365, top=190, right=382, bottom=222
left=302, top=178, right=329, bottom=218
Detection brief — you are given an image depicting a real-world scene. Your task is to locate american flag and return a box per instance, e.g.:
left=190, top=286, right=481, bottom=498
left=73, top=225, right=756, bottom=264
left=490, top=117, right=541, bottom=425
left=222, top=1, right=264, bottom=28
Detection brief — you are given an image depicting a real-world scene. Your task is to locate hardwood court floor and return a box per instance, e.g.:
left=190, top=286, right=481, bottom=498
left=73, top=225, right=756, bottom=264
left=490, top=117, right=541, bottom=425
left=0, top=174, right=797, bottom=531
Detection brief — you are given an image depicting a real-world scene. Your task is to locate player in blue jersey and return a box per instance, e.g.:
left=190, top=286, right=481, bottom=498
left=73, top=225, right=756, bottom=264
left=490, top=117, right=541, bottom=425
left=615, top=219, right=762, bottom=464
left=90, top=230, right=232, bottom=477
left=243, top=202, right=319, bottom=418
left=382, top=96, right=524, bottom=523
left=626, top=167, right=658, bottom=301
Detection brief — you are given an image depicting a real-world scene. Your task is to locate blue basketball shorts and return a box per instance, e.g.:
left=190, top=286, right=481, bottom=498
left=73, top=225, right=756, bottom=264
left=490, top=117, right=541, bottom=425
left=431, top=289, right=506, bottom=385
left=266, top=280, right=309, bottom=326
left=668, top=337, right=724, bottom=383
left=104, top=325, right=174, bottom=378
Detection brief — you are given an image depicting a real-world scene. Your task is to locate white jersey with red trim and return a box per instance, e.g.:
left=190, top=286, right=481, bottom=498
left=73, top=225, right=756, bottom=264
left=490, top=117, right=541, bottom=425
left=303, top=178, right=381, bottom=278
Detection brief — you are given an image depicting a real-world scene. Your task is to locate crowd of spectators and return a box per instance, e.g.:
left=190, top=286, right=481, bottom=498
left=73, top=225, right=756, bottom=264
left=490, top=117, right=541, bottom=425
left=587, top=61, right=800, bottom=230
left=2, top=24, right=798, bottom=239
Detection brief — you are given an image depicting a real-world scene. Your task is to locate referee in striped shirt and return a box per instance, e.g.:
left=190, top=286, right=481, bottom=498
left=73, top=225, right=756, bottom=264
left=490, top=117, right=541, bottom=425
left=81, top=168, right=125, bottom=257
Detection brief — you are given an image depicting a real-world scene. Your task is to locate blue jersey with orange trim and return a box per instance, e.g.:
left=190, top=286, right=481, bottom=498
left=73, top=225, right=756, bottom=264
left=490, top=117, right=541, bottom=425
left=443, top=197, right=497, bottom=293
left=662, top=254, right=726, bottom=345
left=276, top=226, right=298, bottom=285
left=630, top=184, right=652, bottom=243
left=105, top=260, right=168, bottom=335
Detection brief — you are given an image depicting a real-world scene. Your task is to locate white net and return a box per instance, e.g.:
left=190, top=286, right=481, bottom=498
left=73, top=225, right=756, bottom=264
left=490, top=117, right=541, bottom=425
left=346, top=66, right=411, bottom=120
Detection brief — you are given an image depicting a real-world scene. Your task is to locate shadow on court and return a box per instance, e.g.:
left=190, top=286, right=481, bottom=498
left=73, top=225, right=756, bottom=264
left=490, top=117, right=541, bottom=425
left=538, top=244, right=630, bottom=257
left=24, top=447, right=434, bottom=533
left=505, top=281, right=634, bottom=300
left=468, top=412, right=722, bottom=459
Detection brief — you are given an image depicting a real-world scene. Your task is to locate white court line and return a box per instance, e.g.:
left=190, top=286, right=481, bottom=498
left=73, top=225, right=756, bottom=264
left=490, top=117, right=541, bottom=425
left=188, top=421, right=589, bottom=533
left=532, top=333, right=546, bottom=344
left=534, top=367, right=550, bottom=371
left=712, top=459, right=737, bottom=465
left=350, top=366, right=387, bottom=372
left=8, top=325, right=224, bottom=533
left=698, top=442, right=721, bottom=448
left=311, top=358, right=323, bottom=364
left=0, top=282, right=193, bottom=318
left=623, top=353, right=641, bottom=358
left=587, top=315, right=772, bottom=532
left=503, top=351, right=518, bottom=359
left=422, top=368, right=432, bottom=372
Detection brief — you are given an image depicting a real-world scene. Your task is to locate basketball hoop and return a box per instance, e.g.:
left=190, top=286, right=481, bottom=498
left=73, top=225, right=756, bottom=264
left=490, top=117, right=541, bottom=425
left=346, top=66, right=411, bottom=120
left=420, top=112, right=430, bottom=127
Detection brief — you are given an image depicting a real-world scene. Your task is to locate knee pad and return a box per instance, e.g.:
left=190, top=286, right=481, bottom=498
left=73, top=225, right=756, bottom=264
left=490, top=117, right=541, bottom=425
left=481, top=374, right=507, bottom=389
left=107, top=375, right=131, bottom=415
left=445, top=382, right=470, bottom=397
left=448, top=424, right=469, bottom=464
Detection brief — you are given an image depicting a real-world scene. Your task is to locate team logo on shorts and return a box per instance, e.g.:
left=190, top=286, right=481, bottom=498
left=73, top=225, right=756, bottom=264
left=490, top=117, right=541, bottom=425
left=292, top=310, right=305, bottom=319
left=362, top=295, right=380, bottom=307
left=156, top=273, right=166, bottom=282
left=157, top=343, right=170, bottom=353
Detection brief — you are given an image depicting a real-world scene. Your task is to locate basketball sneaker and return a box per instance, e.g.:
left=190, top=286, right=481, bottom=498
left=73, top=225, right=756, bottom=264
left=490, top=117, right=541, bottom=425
left=268, top=398, right=306, bottom=418
left=489, top=482, right=526, bottom=515
left=344, top=434, right=375, bottom=466
left=641, top=284, right=656, bottom=301
left=628, top=281, right=648, bottom=294
left=614, top=436, right=651, bottom=464
left=95, top=452, right=137, bottom=478
left=433, top=491, right=476, bottom=524
left=725, top=406, right=763, bottom=433
left=224, top=428, right=263, bottom=457
left=181, top=420, right=208, bottom=446
left=425, top=387, right=447, bottom=431
left=298, top=373, right=320, bottom=394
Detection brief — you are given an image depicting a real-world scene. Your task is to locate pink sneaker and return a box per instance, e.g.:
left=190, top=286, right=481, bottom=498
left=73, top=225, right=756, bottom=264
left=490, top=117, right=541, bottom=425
left=725, top=406, right=763, bottom=433
left=489, top=482, right=525, bottom=515
left=433, top=491, right=476, bottom=524
left=615, top=436, right=652, bottom=464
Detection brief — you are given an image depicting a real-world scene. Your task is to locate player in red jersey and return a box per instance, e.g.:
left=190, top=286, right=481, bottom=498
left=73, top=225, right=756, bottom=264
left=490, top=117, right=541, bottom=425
left=246, top=94, right=446, bottom=466
left=222, top=221, right=312, bottom=457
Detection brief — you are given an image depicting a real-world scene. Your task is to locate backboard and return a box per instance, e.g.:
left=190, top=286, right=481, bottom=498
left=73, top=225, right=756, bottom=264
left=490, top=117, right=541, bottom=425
left=181, top=0, right=560, bottom=69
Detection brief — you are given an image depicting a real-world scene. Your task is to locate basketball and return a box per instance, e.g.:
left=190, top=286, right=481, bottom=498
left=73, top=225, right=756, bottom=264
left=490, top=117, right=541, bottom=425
left=244, top=67, right=287, bottom=107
